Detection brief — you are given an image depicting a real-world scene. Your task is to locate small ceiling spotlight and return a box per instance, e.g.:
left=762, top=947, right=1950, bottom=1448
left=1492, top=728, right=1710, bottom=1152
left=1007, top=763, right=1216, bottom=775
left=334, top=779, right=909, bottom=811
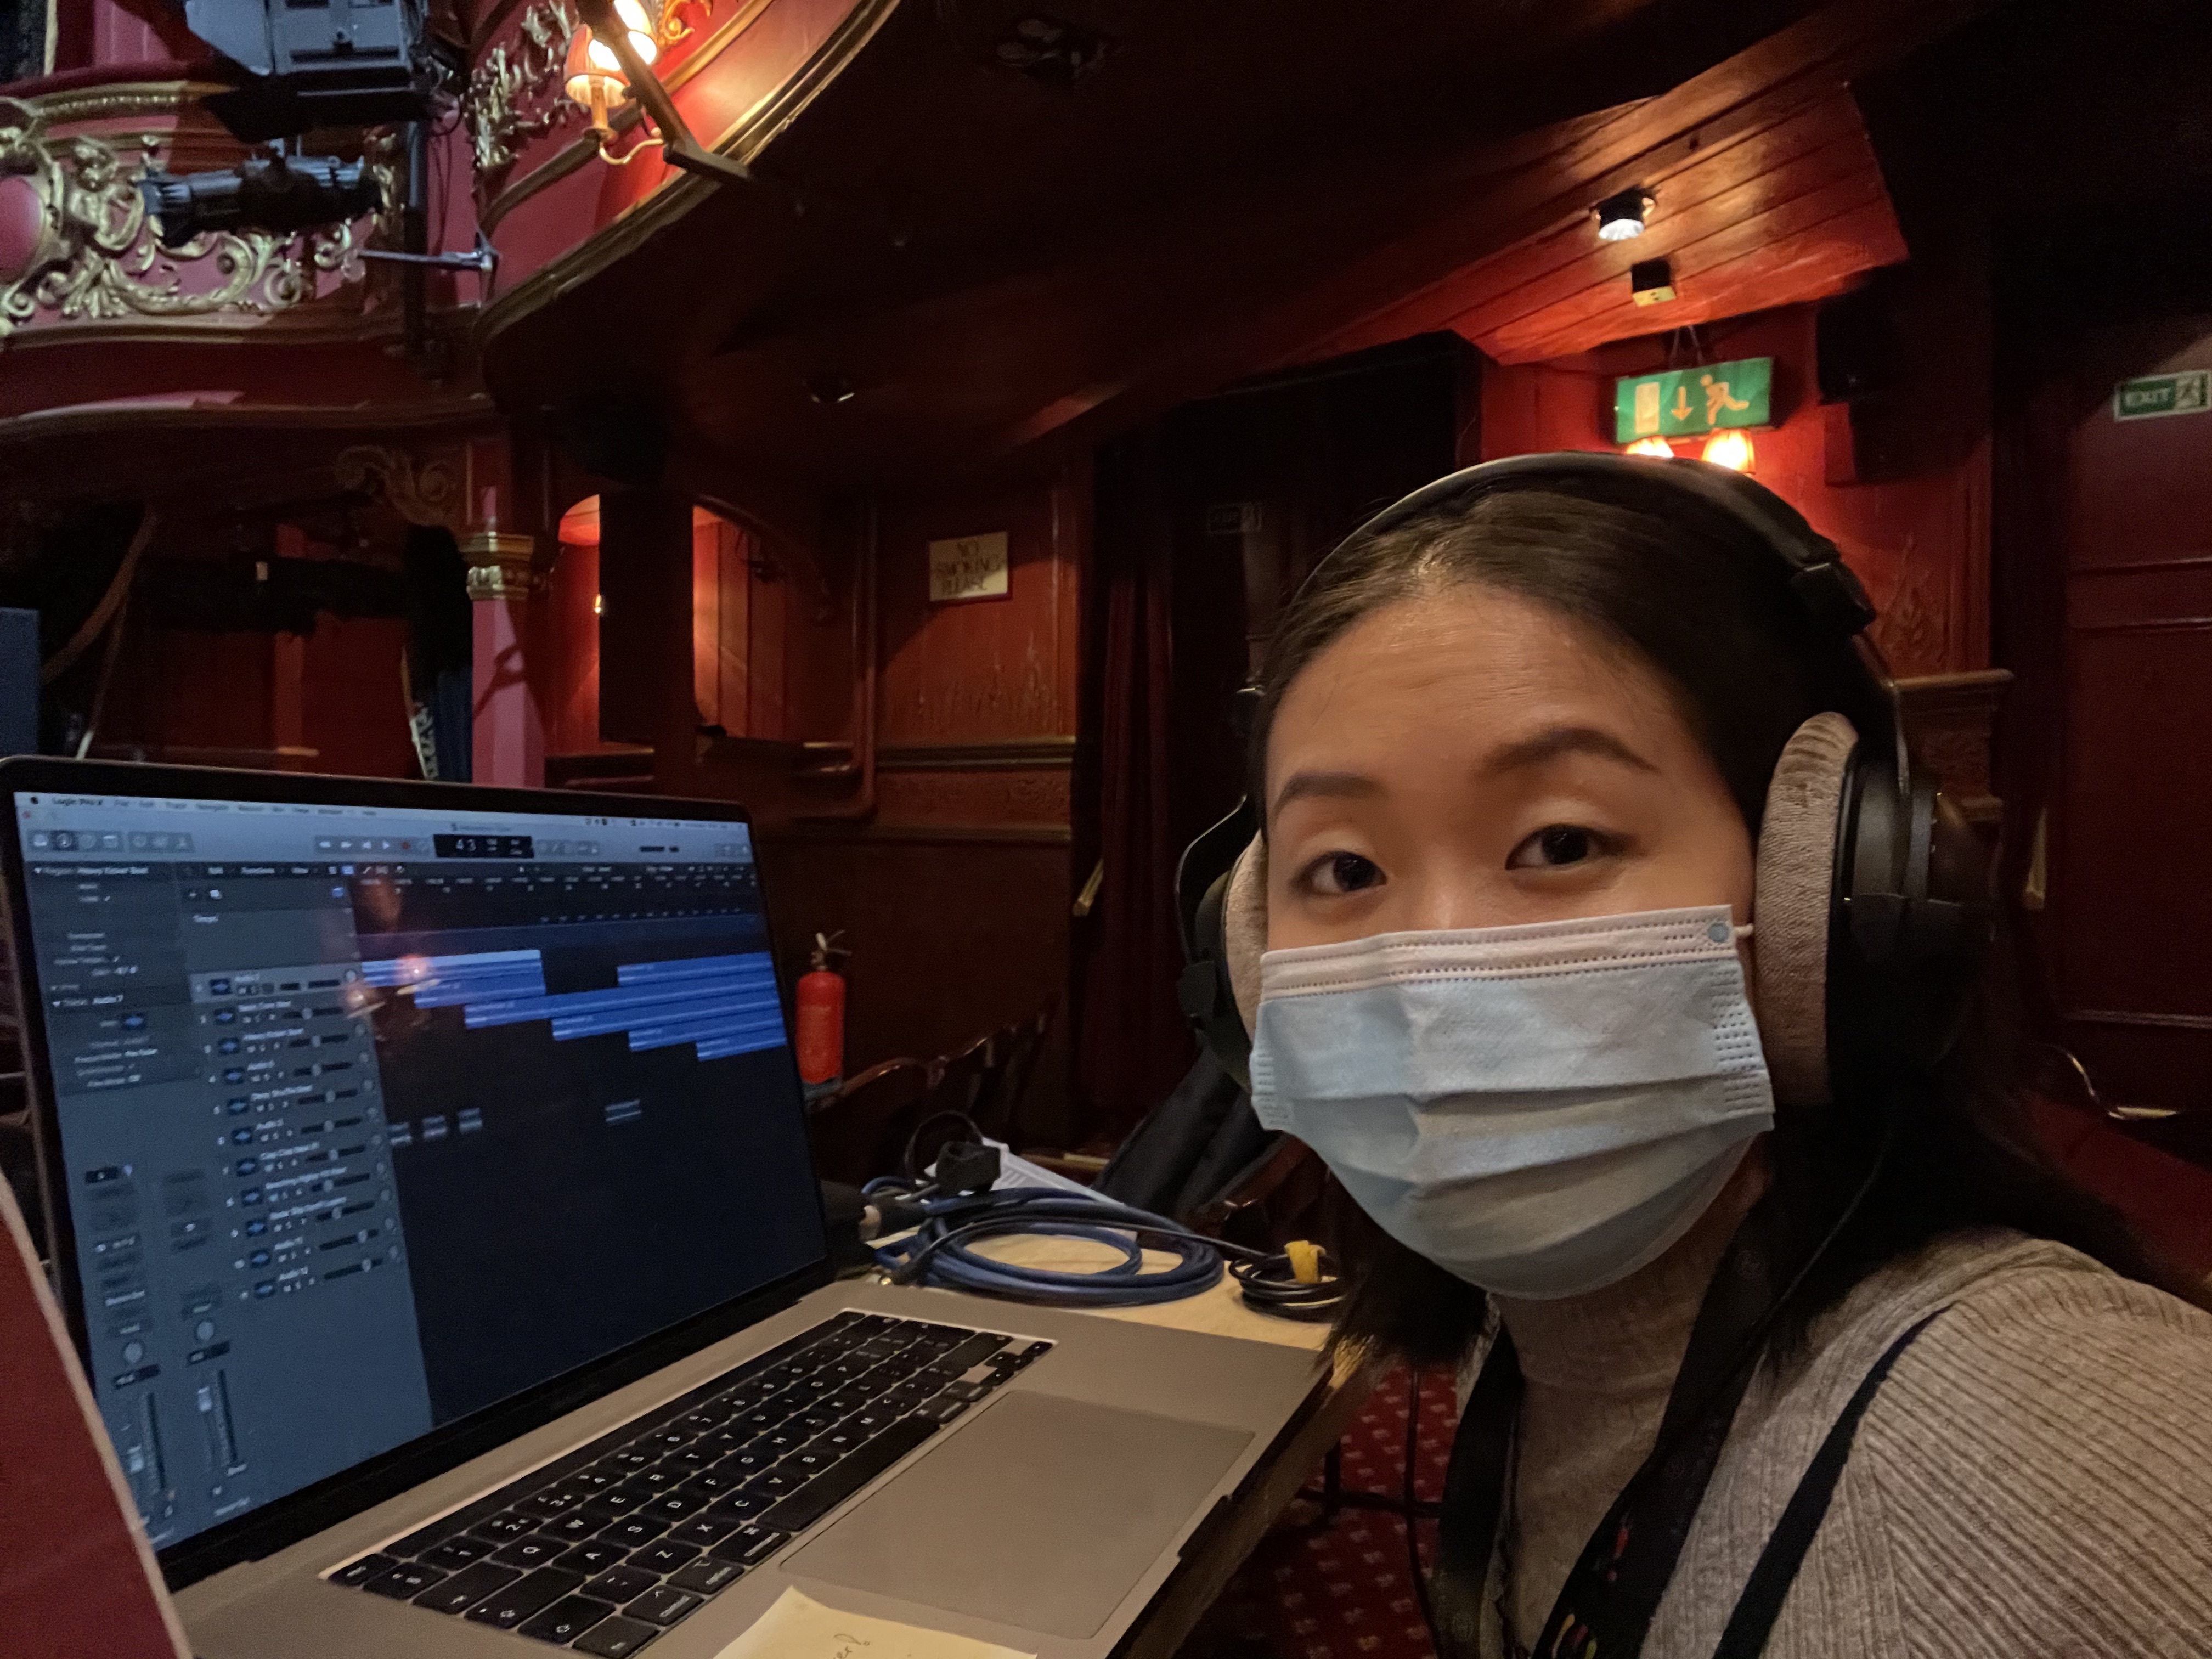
left=1595, top=187, right=1653, bottom=242
left=1630, top=256, right=1676, bottom=307
left=1623, top=436, right=1674, bottom=459
left=1701, top=430, right=1756, bottom=472
left=805, top=373, right=856, bottom=405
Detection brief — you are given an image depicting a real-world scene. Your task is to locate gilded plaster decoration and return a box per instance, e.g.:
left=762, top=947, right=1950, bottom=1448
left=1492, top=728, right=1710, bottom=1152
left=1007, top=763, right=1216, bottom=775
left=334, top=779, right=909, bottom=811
left=465, top=0, right=583, bottom=176
left=335, top=445, right=466, bottom=533
left=0, top=97, right=360, bottom=340
left=461, top=531, right=549, bottom=599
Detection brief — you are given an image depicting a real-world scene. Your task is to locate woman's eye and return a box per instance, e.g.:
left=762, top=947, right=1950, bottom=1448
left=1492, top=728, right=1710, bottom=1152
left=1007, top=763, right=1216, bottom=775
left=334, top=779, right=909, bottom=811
left=1506, top=825, right=1615, bottom=870
left=1301, top=851, right=1384, bottom=896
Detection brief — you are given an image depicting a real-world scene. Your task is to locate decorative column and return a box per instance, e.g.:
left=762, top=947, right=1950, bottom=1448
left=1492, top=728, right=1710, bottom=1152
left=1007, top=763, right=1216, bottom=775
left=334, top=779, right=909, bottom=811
left=461, top=530, right=549, bottom=788
left=459, top=438, right=554, bottom=788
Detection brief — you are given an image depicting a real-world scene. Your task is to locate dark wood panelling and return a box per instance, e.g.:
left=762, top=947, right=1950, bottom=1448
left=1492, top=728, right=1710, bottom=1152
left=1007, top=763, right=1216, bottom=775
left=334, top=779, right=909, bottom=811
left=544, top=537, right=602, bottom=758
left=757, top=833, right=1074, bottom=1143
left=872, top=767, right=1070, bottom=829
left=1478, top=297, right=1990, bottom=678
left=1895, top=669, right=2011, bottom=823
left=2049, top=319, right=2212, bottom=1114
left=300, top=616, right=418, bottom=778
left=877, top=478, right=1084, bottom=747
left=597, top=491, right=696, bottom=746
left=737, top=469, right=1088, bottom=1136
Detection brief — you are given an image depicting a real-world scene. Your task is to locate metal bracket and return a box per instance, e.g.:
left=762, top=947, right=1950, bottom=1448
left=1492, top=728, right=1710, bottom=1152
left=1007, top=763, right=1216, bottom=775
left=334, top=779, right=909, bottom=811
left=357, top=232, right=500, bottom=276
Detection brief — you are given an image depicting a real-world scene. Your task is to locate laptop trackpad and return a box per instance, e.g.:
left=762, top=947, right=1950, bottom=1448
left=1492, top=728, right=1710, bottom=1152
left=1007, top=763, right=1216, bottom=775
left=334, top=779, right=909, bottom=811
left=783, top=1392, right=1252, bottom=1639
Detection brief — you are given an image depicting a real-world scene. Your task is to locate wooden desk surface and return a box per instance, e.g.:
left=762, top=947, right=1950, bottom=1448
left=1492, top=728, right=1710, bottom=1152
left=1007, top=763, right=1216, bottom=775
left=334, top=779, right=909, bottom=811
left=903, top=1233, right=1375, bottom=1659
left=966, top=1233, right=1335, bottom=1351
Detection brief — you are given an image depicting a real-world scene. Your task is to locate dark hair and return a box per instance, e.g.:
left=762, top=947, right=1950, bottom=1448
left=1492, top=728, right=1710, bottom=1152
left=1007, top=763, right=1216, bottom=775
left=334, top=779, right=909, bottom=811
left=1250, top=482, right=2207, bottom=1372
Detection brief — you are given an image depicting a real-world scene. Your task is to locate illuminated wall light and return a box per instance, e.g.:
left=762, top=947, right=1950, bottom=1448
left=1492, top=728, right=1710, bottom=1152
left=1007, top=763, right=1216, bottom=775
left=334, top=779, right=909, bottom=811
left=1701, top=430, right=1756, bottom=472
left=1623, top=437, right=1674, bottom=459
left=593, top=594, right=605, bottom=616
left=1595, top=187, right=1652, bottom=242
left=564, top=0, right=663, bottom=144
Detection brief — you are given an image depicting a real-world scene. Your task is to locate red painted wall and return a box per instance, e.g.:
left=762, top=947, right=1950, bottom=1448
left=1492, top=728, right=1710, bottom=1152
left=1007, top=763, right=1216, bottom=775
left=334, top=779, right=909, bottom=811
left=1480, top=300, right=1990, bottom=676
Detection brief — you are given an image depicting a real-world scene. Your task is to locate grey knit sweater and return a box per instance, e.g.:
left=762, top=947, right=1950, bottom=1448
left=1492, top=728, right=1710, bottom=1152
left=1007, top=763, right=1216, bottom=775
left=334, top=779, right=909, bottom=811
left=1481, top=1227, right=2212, bottom=1658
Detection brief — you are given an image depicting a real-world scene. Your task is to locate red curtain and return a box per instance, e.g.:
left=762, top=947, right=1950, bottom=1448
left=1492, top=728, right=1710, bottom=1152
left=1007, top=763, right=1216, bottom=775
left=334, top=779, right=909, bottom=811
left=1073, top=431, right=1196, bottom=1142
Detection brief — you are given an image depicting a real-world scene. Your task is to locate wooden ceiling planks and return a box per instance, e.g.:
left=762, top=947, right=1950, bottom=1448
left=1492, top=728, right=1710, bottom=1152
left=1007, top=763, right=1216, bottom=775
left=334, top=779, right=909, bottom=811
left=1468, top=89, right=1904, bottom=362
left=1300, top=85, right=1905, bottom=367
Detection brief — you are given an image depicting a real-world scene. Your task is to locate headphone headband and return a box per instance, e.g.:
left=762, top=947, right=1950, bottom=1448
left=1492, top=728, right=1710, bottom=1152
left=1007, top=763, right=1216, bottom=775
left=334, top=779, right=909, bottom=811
left=1286, top=451, right=1907, bottom=800
left=1313, top=453, right=1878, bottom=642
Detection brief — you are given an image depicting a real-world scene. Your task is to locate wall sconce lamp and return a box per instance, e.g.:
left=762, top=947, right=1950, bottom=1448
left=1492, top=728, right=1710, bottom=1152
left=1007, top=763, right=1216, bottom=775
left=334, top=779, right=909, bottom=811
left=1701, top=430, right=1756, bottom=472
left=568, top=0, right=759, bottom=188
left=1623, top=436, right=1674, bottom=458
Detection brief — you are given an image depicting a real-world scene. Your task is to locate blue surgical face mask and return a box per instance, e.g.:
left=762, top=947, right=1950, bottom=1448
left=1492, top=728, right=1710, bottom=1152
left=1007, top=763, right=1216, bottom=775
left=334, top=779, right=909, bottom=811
left=1248, top=905, right=1774, bottom=1301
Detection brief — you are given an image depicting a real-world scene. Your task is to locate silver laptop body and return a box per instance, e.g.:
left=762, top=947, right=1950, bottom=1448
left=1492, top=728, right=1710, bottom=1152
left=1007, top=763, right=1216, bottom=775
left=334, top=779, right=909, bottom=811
left=0, top=759, right=1320, bottom=1659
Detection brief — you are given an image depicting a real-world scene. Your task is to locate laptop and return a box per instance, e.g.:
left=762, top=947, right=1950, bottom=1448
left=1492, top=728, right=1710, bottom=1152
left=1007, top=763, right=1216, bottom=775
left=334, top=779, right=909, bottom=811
left=0, top=758, right=1322, bottom=1659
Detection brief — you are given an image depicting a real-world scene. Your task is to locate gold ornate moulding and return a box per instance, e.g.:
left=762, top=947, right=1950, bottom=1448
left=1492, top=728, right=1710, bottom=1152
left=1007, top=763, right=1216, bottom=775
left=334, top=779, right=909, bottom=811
left=466, top=0, right=584, bottom=179
left=335, top=444, right=466, bottom=534
left=461, top=531, right=550, bottom=600
left=0, top=87, right=377, bottom=343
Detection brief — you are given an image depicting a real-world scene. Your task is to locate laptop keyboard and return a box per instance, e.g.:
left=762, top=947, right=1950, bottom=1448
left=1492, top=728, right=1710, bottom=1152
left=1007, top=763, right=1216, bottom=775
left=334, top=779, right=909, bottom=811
left=327, top=1311, right=1049, bottom=1654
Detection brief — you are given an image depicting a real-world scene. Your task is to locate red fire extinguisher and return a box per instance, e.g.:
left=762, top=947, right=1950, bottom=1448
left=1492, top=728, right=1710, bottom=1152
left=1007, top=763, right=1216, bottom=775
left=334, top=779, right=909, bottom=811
left=795, top=931, right=849, bottom=1087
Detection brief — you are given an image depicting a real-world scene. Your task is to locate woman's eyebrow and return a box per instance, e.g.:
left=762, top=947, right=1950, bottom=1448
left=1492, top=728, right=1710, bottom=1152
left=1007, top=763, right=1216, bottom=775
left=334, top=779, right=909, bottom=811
left=1269, top=770, right=1383, bottom=822
left=1481, top=724, right=1657, bottom=777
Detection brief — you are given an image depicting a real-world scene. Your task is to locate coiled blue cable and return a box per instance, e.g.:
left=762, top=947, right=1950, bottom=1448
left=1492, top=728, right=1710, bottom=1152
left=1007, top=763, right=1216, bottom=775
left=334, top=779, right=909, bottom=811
left=870, top=1185, right=1259, bottom=1307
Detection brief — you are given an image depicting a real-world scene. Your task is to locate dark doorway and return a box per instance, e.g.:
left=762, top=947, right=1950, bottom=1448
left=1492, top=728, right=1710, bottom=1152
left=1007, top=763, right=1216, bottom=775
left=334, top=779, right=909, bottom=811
left=1072, top=337, right=1464, bottom=1138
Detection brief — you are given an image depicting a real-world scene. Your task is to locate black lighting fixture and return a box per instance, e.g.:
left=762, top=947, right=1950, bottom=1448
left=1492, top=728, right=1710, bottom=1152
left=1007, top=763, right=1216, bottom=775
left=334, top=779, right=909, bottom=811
left=991, top=15, right=1113, bottom=87
left=138, top=151, right=381, bottom=248
left=1595, top=187, right=1653, bottom=242
left=1630, top=256, right=1677, bottom=307
left=172, top=0, right=445, bottom=140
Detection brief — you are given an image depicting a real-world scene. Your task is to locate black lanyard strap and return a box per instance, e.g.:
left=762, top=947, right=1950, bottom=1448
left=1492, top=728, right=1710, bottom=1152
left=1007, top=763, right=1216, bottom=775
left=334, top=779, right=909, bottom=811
left=1431, top=1192, right=1792, bottom=1659
left=1708, top=1307, right=1949, bottom=1658
left=1430, top=1127, right=1901, bottom=1659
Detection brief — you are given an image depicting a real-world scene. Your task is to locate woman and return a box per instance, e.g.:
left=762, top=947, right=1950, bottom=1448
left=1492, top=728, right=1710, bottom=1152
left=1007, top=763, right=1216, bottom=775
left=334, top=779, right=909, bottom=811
left=1221, top=459, right=2212, bottom=1658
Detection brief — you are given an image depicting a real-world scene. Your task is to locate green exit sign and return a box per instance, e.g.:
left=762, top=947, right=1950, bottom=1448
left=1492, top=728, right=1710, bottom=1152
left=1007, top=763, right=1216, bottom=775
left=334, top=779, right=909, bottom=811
left=2114, top=370, right=2209, bottom=421
left=1615, top=357, right=1773, bottom=443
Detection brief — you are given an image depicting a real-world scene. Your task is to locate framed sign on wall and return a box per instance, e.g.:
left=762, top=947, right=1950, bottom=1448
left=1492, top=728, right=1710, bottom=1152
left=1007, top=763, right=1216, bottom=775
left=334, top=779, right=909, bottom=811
left=928, top=532, right=1011, bottom=603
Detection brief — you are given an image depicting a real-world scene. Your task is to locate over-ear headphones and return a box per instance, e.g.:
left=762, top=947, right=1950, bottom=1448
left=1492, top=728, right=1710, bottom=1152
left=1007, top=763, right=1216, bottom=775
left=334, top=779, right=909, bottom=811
left=1174, top=452, right=1992, bottom=1109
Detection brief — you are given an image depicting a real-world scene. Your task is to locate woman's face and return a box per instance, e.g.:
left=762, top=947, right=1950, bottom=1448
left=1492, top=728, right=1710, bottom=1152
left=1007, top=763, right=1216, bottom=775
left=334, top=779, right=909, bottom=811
left=1265, top=583, right=1754, bottom=949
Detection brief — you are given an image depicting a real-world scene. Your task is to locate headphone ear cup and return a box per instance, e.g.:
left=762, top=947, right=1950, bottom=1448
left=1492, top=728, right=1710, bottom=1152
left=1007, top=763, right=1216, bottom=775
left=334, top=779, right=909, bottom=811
left=1753, top=713, right=1859, bottom=1108
left=1222, top=835, right=1268, bottom=1038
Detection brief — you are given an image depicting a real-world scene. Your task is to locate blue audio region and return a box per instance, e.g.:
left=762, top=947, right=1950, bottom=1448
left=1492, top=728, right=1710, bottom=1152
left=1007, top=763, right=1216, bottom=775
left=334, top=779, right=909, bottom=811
left=358, top=950, right=788, bottom=1062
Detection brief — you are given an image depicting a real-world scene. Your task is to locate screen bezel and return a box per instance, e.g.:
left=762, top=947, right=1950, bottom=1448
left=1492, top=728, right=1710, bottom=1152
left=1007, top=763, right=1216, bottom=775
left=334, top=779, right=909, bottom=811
left=0, top=755, right=835, bottom=1588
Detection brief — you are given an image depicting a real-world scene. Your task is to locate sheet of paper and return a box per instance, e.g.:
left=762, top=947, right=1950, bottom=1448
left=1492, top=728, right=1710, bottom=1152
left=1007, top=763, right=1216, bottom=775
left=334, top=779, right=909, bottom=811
left=984, top=1138, right=1095, bottom=1196
left=714, top=1587, right=1035, bottom=1659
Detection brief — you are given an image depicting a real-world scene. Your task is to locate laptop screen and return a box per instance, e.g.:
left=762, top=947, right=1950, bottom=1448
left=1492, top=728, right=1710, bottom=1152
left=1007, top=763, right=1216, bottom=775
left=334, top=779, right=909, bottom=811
left=6, top=778, right=825, bottom=1555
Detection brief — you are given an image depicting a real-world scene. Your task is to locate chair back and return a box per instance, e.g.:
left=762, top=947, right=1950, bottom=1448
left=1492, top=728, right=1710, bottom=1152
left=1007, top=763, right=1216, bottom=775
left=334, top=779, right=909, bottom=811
left=973, top=1003, right=1054, bottom=1142
left=1189, top=1135, right=1331, bottom=1251
left=806, top=1058, right=932, bottom=1187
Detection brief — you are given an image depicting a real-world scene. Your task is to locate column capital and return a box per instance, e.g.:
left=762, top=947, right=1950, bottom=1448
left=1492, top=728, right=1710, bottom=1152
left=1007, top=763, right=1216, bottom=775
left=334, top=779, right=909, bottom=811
left=460, top=531, right=546, bottom=599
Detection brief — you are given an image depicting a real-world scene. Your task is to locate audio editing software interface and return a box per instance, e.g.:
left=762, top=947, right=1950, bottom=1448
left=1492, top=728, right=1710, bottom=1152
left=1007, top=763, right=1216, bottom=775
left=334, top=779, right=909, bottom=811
left=10, top=790, right=824, bottom=1551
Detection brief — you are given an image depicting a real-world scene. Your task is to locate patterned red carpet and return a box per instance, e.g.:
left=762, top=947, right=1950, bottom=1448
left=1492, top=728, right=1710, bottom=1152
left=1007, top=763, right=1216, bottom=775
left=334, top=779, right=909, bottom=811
left=1178, top=1365, right=1457, bottom=1659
